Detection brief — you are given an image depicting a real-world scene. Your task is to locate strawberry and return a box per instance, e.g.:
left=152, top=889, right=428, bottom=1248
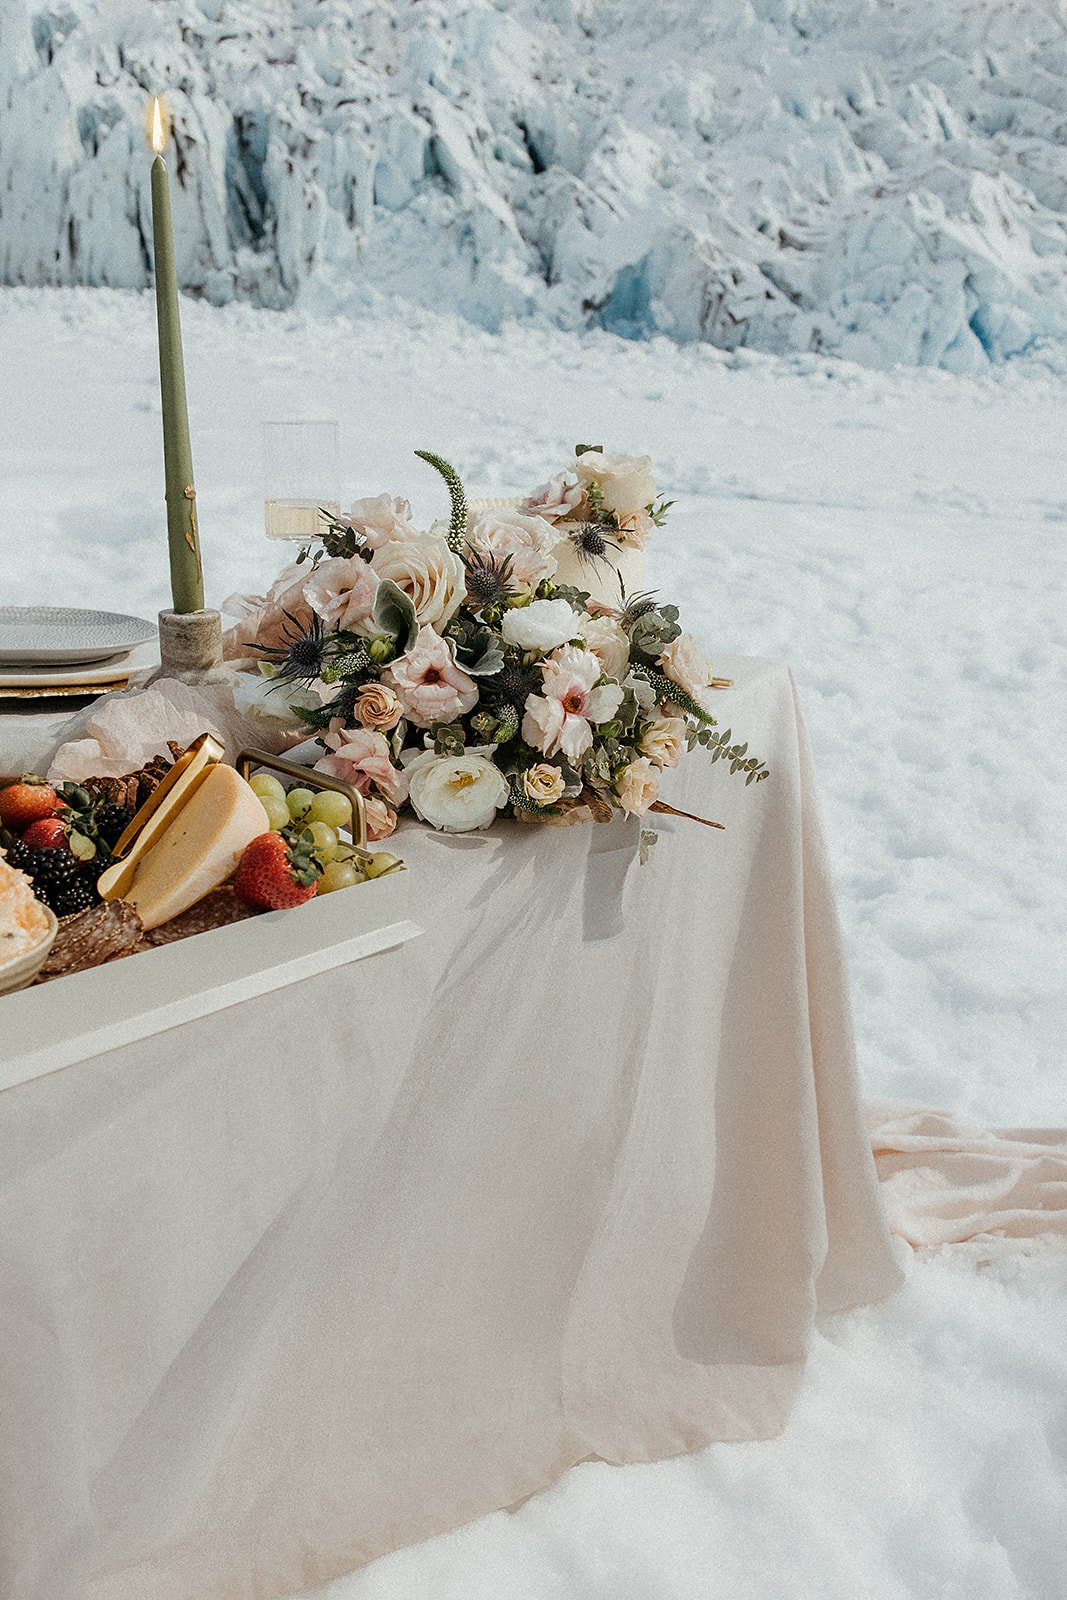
left=233, top=828, right=323, bottom=910
left=0, top=777, right=61, bottom=832
left=22, top=816, right=70, bottom=850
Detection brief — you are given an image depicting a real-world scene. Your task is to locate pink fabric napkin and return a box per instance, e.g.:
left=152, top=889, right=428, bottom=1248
left=867, top=1102, right=1067, bottom=1249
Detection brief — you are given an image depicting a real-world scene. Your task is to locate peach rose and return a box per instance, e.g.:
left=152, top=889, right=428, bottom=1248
left=579, top=614, right=630, bottom=681
left=576, top=451, right=657, bottom=519
left=381, top=626, right=479, bottom=729
left=521, top=473, right=585, bottom=523
left=520, top=763, right=566, bottom=805
left=616, top=757, right=660, bottom=816
left=352, top=682, right=403, bottom=732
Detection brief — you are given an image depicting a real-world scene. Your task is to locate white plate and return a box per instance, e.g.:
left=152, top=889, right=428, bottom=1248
left=0, top=607, right=157, bottom=666
left=0, top=638, right=161, bottom=690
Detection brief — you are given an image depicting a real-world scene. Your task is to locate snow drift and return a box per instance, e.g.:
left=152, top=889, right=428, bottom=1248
left=2, top=0, right=1067, bottom=373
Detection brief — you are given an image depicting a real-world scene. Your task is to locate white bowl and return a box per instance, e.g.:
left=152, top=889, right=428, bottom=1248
left=0, top=908, right=59, bottom=995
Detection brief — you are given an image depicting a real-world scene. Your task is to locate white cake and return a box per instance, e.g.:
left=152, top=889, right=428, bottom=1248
left=550, top=528, right=646, bottom=609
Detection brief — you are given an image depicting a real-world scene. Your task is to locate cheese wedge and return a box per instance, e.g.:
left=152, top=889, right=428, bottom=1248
left=123, top=763, right=267, bottom=931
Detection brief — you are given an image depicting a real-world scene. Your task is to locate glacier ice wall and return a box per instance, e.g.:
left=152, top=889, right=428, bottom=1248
left=2, top=0, right=1066, bottom=372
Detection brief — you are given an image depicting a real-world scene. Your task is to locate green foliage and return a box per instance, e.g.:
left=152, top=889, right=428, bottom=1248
left=320, top=646, right=371, bottom=684
left=295, top=510, right=371, bottom=569
left=626, top=604, right=682, bottom=662
left=550, top=583, right=593, bottom=613
left=372, top=578, right=419, bottom=653
left=471, top=703, right=519, bottom=744
left=432, top=722, right=467, bottom=757
left=635, top=665, right=717, bottom=725
left=448, top=615, right=506, bottom=677
left=691, top=725, right=770, bottom=784
left=414, top=449, right=468, bottom=553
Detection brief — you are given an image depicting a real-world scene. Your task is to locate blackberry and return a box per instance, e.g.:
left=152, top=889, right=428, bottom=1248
left=95, top=803, right=133, bottom=847
left=53, top=878, right=97, bottom=917
left=3, top=836, right=32, bottom=871
left=27, top=848, right=78, bottom=886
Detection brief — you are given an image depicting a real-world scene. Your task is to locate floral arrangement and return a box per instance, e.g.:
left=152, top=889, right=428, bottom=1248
left=224, top=448, right=768, bottom=839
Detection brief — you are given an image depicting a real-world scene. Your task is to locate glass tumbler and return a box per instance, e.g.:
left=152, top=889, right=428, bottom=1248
left=263, top=420, right=340, bottom=541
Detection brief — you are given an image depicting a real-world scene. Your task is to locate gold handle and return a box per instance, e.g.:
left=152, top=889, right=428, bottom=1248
left=236, top=747, right=369, bottom=852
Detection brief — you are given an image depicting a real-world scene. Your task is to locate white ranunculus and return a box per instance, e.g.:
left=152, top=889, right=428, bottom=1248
left=501, top=598, right=579, bottom=653
left=232, top=671, right=319, bottom=726
left=370, top=534, right=465, bottom=629
left=405, top=749, right=510, bottom=833
left=579, top=614, right=630, bottom=681
left=576, top=451, right=657, bottom=519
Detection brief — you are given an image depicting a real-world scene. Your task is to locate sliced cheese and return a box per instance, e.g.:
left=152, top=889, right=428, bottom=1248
left=123, top=763, right=266, bottom=931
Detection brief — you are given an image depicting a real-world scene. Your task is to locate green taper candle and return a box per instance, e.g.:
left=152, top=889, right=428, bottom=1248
left=149, top=96, right=204, bottom=614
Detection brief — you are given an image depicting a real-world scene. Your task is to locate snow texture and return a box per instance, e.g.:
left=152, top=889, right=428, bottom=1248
left=3, top=0, right=1067, bottom=372
left=1, top=287, right=1065, bottom=1593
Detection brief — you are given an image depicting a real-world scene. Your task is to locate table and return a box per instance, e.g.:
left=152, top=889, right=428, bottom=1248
left=0, top=657, right=902, bottom=1600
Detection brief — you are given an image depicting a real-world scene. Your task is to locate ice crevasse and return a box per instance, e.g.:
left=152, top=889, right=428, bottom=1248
left=1, top=0, right=1066, bottom=374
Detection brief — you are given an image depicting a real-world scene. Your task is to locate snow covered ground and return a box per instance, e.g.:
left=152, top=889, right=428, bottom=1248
left=1, top=286, right=1065, bottom=1597
left=3, top=0, right=1067, bottom=371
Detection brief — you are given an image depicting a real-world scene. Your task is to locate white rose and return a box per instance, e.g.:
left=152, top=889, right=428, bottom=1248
left=501, top=598, right=579, bottom=653
left=640, top=715, right=687, bottom=769
left=342, top=494, right=419, bottom=549
left=370, top=534, right=465, bottom=629
left=576, top=451, right=657, bottom=519
left=617, top=757, right=660, bottom=816
left=522, top=473, right=585, bottom=523
left=658, top=632, right=712, bottom=702
left=405, top=749, right=510, bottom=833
left=466, top=509, right=560, bottom=590
left=579, top=614, right=630, bottom=681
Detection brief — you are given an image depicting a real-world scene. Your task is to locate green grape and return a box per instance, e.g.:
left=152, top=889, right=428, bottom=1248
left=249, top=773, right=287, bottom=804
left=307, top=821, right=339, bottom=863
left=317, top=859, right=362, bottom=894
left=285, top=786, right=316, bottom=822
left=259, top=794, right=290, bottom=831
left=307, top=789, right=353, bottom=829
left=363, top=851, right=404, bottom=879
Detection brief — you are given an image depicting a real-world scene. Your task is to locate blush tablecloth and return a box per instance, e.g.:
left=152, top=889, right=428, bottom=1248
left=0, top=657, right=904, bottom=1600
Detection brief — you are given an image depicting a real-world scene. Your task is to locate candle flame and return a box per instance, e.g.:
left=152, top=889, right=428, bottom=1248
left=148, top=96, right=169, bottom=155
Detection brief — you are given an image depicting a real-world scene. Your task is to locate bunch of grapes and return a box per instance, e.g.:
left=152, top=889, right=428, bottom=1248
left=247, top=775, right=401, bottom=892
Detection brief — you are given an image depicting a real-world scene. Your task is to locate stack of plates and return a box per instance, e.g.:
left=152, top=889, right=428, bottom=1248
left=0, top=608, right=159, bottom=701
